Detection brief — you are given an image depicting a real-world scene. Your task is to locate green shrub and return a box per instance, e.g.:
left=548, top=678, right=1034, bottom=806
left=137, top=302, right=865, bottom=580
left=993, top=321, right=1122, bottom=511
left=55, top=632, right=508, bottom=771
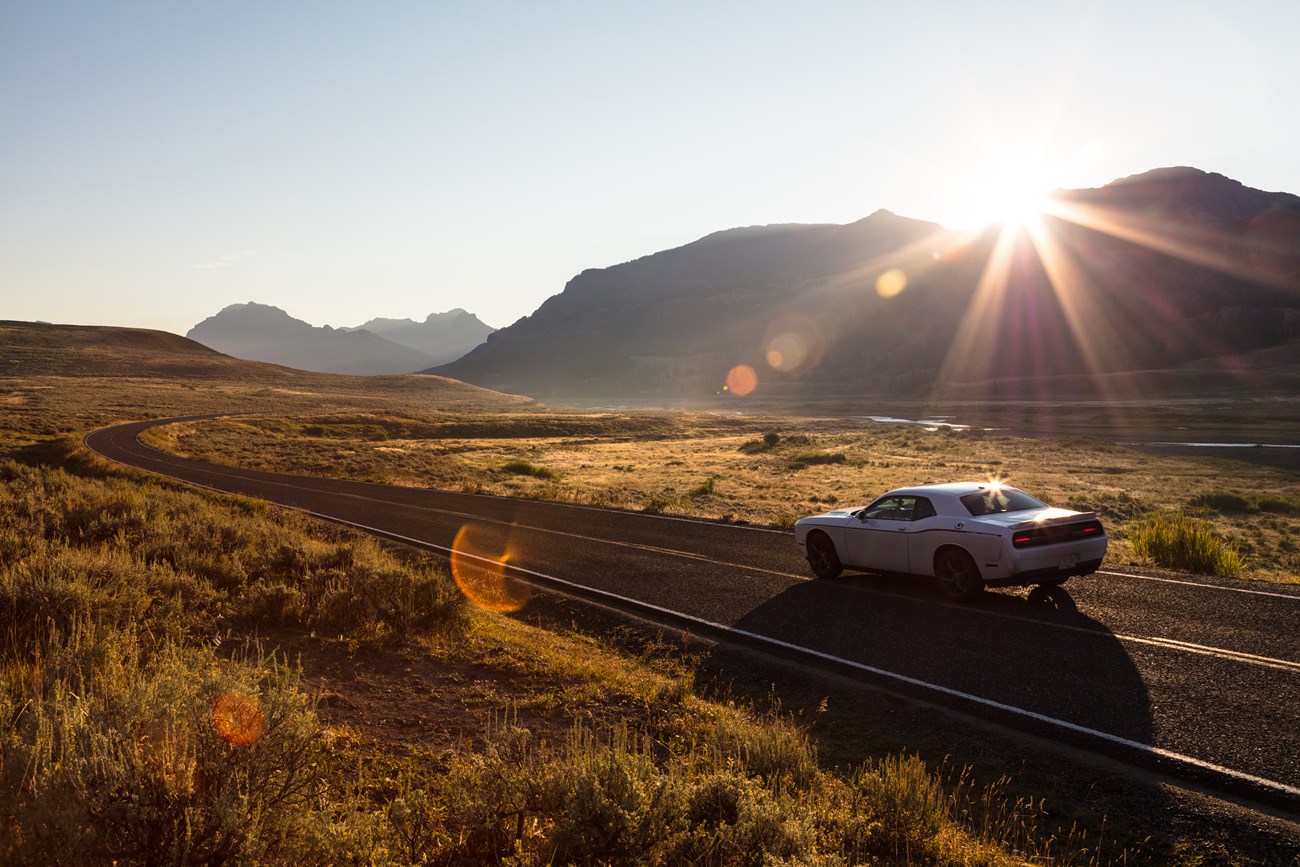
left=0, top=547, right=212, bottom=654
left=1191, top=490, right=1300, bottom=516
left=854, top=754, right=947, bottom=858
left=1191, top=490, right=1252, bottom=513
left=424, top=717, right=819, bottom=866
left=642, top=496, right=675, bottom=514
left=738, top=432, right=783, bottom=454
left=0, top=637, right=350, bottom=864
left=1130, top=513, right=1242, bottom=576
left=1068, top=491, right=1148, bottom=522
left=790, top=452, right=846, bottom=467
left=502, top=459, right=558, bottom=480
left=688, top=477, right=716, bottom=497
left=1257, top=496, right=1300, bottom=515
left=0, top=460, right=469, bottom=654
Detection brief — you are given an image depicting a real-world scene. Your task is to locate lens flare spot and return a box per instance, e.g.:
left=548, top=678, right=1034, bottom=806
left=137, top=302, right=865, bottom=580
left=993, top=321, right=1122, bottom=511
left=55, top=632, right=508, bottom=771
left=875, top=268, right=908, bottom=298
left=450, top=524, right=528, bottom=612
left=725, top=364, right=758, bottom=396
left=765, top=334, right=805, bottom=372
left=762, top=313, right=825, bottom=374
left=211, top=692, right=265, bottom=747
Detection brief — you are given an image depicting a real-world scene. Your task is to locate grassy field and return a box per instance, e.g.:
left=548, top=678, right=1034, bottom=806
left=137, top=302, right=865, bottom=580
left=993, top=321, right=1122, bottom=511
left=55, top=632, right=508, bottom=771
left=4, top=323, right=1299, bottom=862
left=144, top=409, right=1300, bottom=581
left=0, top=429, right=1105, bottom=863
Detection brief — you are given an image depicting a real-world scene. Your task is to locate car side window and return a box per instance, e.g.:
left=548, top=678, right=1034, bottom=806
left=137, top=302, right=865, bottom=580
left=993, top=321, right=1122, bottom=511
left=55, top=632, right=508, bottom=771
left=865, top=496, right=924, bottom=521
left=863, top=497, right=902, bottom=520
left=864, top=496, right=935, bottom=522
left=912, top=497, right=936, bottom=520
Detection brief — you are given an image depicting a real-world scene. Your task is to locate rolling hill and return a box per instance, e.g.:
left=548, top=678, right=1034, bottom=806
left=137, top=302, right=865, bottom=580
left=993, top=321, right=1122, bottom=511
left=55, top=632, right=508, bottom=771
left=0, top=320, right=294, bottom=379
left=0, top=320, right=535, bottom=410
left=432, top=168, right=1300, bottom=401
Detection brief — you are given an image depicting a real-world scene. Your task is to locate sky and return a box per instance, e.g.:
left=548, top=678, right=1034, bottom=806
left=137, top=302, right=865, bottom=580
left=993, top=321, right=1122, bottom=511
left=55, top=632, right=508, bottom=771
left=2, top=0, right=1298, bottom=336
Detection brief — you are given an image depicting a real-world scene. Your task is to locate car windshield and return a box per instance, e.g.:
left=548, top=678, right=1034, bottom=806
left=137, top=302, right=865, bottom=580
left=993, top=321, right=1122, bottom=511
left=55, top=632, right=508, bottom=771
left=959, top=487, right=1045, bottom=516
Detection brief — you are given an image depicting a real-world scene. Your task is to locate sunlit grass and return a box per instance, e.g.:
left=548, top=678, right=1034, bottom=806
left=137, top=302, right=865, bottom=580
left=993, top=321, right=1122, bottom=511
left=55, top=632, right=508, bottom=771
left=0, top=457, right=1136, bottom=864
left=1130, top=513, right=1243, bottom=577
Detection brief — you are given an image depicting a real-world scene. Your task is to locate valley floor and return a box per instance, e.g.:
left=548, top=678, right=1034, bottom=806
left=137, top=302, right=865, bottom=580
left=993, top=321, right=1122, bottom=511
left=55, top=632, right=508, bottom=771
left=3, top=366, right=1299, bottom=863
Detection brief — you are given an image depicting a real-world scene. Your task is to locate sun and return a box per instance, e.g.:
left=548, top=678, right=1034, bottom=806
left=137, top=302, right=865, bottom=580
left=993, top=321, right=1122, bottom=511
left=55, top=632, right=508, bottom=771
left=960, top=155, right=1060, bottom=231
left=991, top=179, right=1053, bottom=230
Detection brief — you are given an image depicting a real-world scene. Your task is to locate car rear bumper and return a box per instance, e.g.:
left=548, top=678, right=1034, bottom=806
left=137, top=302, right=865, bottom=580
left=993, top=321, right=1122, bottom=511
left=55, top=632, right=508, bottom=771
left=984, top=557, right=1105, bottom=587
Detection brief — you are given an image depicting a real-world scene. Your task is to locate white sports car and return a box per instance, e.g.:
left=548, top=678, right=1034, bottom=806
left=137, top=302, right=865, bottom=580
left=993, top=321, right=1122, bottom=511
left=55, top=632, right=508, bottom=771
left=793, top=482, right=1107, bottom=601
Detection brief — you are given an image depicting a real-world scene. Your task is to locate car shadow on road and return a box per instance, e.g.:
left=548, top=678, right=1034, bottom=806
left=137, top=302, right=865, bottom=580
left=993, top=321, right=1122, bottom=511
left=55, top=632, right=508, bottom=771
left=730, top=572, right=1153, bottom=746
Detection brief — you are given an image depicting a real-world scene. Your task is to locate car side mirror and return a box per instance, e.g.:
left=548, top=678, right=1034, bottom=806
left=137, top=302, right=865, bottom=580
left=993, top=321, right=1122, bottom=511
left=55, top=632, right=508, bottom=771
left=857, top=510, right=869, bottom=522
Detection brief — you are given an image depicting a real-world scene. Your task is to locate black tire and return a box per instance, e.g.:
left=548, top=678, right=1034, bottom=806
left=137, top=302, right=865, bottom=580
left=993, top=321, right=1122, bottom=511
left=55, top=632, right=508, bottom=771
left=935, top=548, right=984, bottom=602
left=806, top=532, right=843, bottom=579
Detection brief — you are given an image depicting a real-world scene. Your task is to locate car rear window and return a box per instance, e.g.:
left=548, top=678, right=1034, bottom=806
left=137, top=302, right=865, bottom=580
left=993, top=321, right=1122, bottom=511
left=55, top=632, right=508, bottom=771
left=960, top=487, right=1045, bottom=516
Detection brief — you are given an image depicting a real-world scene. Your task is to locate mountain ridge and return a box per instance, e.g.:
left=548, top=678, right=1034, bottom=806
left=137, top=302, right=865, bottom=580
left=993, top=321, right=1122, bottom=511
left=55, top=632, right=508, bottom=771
left=342, top=309, right=495, bottom=364
left=432, top=167, right=1300, bottom=400
left=186, top=303, right=495, bottom=375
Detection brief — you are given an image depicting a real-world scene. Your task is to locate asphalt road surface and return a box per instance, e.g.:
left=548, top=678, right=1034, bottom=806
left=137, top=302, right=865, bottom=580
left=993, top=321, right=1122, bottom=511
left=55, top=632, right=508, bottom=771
left=86, top=418, right=1300, bottom=808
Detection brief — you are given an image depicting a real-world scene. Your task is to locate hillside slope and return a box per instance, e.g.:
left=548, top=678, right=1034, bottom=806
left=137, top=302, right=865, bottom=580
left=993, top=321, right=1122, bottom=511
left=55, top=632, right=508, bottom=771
left=0, top=320, right=290, bottom=379
left=0, top=320, right=535, bottom=412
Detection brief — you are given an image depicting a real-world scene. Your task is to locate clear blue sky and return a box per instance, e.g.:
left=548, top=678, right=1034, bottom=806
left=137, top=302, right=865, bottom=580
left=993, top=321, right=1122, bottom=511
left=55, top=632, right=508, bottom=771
left=3, top=1, right=1296, bottom=335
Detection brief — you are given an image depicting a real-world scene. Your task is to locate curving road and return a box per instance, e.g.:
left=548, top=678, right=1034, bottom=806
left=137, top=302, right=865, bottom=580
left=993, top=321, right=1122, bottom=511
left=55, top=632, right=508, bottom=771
left=87, top=418, right=1300, bottom=809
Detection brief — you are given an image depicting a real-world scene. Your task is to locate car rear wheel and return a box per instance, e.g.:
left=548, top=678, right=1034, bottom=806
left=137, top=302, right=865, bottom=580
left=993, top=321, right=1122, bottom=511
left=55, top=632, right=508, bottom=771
left=935, top=548, right=984, bottom=601
left=806, top=532, right=842, bottom=579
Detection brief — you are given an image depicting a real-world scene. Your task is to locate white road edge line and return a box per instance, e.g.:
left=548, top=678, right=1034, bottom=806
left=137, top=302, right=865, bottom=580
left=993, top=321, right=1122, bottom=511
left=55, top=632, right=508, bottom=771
left=1098, top=570, right=1300, bottom=600
left=305, top=509, right=1300, bottom=801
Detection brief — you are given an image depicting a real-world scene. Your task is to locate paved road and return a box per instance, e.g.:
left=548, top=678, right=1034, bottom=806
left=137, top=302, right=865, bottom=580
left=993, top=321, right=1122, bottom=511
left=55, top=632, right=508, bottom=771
left=87, top=417, right=1300, bottom=807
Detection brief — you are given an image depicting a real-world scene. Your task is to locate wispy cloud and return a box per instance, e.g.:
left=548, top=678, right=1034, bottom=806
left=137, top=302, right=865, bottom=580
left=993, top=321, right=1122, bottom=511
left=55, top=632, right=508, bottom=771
left=195, top=250, right=259, bottom=270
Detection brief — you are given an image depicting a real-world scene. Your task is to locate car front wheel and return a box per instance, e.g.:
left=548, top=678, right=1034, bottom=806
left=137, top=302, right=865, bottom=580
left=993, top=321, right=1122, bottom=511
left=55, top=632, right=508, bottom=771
left=806, top=532, right=843, bottom=579
left=935, top=548, right=984, bottom=602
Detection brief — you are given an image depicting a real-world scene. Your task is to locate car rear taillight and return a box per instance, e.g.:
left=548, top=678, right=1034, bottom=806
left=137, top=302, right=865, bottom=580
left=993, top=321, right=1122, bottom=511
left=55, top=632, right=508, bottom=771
left=1012, top=519, right=1105, bottom=548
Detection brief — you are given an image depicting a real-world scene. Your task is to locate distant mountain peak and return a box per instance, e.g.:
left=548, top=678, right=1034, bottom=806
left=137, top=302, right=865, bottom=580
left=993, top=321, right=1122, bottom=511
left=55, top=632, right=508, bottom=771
left=1063, top=165, right=1300, bottom=223
left=187, top=303, right=496, bottom=374
left=429, top=308, right=470, bottom=321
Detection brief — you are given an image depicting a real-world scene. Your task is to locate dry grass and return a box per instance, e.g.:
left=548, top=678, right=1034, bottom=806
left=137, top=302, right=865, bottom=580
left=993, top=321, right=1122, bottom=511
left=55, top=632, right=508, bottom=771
left=0, top=455, right=1134, bottom=864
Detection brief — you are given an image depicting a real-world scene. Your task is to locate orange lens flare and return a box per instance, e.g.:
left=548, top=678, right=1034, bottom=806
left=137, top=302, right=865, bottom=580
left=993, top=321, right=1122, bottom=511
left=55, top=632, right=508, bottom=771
left=450, top=524, right=527, bottom=612
left=875, top=268, right=908, bottom=298
left=724, top=364, right=758, bottom=396
left=762, top=313, right=825, bottom=375
left=211, top=692, right=265, bottom=747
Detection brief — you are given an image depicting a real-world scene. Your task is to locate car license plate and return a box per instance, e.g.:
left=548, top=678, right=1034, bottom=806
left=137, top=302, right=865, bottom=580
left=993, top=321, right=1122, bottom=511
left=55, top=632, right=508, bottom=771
left=1058, top=553, right=1079, bottom=569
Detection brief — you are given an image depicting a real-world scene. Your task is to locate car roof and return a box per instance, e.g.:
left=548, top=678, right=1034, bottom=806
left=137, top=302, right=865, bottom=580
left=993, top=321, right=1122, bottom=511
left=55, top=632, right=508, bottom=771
left=882, top=482, right=1013, bottom=499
